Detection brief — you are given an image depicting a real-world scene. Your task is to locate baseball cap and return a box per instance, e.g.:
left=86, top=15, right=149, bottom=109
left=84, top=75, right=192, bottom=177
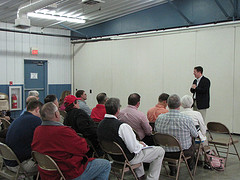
left=64, top=95, right=81, bottom=107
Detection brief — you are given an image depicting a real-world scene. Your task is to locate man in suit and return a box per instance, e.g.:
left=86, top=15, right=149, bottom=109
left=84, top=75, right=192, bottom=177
left=190, top=66, right=210, bottom=121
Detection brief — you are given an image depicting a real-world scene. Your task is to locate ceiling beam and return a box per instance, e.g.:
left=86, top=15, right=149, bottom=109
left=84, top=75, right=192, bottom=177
left=167, top=0, right=192, bottom=25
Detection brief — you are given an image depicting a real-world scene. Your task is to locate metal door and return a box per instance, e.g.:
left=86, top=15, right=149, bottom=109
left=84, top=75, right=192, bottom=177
left=24, top=60, right=48, bottom=104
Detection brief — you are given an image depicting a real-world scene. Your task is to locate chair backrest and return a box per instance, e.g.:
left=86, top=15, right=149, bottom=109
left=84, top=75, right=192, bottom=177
left=32, top=151, right=66, bottom=180
left=100, top=140, right=123, bottom=156
left=207, top=122, right=229, bottom=134
left=0, top=142, right=20, bottom=163
left=153, top=133, right=182, bottom=151
left=0, top=118, right=11, bottom=129
left=32, top=151, right=60, bottom=171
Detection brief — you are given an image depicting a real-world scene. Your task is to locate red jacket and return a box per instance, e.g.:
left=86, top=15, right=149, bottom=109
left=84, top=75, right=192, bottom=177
left=90, top=104, right=106, bottom=122
left=32, top=125, right=94, bottom=180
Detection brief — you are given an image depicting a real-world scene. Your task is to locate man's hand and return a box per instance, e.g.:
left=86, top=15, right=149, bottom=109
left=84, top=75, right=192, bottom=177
left=139, top=141, right=147, bottom=147
left=192, top=84, right=197, bottom=89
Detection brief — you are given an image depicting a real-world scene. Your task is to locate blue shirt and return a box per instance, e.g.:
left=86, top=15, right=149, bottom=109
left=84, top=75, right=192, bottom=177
left=78, top=100, right=91, bottom=116
left=6, top=111, right=42, bottom=166
left=155, top=109, right=198, bottom=152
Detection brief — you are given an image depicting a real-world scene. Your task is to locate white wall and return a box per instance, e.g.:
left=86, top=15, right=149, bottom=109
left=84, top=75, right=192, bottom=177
left=0, top=22, right=72, bottom=85
left=73, top=24, right=240, bottom=133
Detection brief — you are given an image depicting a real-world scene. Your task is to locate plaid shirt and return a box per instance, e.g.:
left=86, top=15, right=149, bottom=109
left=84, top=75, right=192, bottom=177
left=155, top=109, right=198, bottom=152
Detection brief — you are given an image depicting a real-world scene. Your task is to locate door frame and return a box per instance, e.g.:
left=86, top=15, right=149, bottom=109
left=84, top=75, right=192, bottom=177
left=24, top=59, right=48, bottom=106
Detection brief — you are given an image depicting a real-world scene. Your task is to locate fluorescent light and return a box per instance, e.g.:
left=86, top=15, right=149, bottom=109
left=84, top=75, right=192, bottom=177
left=28, top=12, right=86, bottom=23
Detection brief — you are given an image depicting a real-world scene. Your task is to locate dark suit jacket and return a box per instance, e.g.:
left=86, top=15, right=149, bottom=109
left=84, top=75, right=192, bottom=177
left=190, top=76, right=210, bottom=109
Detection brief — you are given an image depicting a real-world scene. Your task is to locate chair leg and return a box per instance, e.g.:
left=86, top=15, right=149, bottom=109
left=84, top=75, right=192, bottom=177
left=224, top=145, right=230, bottom=166
left=183, top=157, right=194, bottom=180
left=175, top=160, right=181, bottom=180
left=120, top=163, right=127, bottom=180
left=36, top=172, right=39, bottom=180
left=233, top=143, right=240, bottom=161
left=128, top=165, right=138, bottom=180
left=213, top=143, right=220, bottom=157
left=193, top=144, right=201, bottom=176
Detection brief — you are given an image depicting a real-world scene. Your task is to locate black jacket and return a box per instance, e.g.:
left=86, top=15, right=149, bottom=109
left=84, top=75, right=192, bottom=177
left=64, top=108, right=97, bottom=142
left=190, top=76, right=210, bottom=109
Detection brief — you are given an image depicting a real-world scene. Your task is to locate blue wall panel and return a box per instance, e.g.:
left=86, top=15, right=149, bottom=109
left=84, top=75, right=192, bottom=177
left=49, top=84, right=71, bottom=100
left=73, top=0, right=240, bottom=38
left=0, top=84, right=71, bottom=119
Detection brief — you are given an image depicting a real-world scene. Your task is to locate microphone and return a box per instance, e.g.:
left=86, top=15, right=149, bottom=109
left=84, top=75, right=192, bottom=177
left=193, top=79, right=197, bottom=85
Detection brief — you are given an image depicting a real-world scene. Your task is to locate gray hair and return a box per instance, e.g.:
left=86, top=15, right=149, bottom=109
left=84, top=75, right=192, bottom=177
left=167, top=94, right=181, bottom=109
left=181, top=95, right=193, bottom=108
left=28, top=90, right=39, bottom=97
left=105, top=98, right=120, bottom=115
left=40, top=102, right=58, bottom=121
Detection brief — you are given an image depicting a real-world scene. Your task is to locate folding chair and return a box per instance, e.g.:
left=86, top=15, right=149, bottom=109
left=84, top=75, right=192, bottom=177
left=153, top=133, right=194, bottom=180
left=207, top=122, right=240, bottom=166
left=0, top=142, right=33, bottom=180
left=32, top=151, right=66, bottom=180
left=100, top=140, right=142, bottom=180
left=0, top=118, right=11, bottom=129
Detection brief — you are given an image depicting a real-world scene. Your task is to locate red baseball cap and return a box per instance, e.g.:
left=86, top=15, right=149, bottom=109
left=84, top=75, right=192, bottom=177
left=64, top=95, right=81, bottom=107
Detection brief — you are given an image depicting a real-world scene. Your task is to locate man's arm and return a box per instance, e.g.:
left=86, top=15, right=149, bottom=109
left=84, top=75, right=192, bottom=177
left=190, top=79, right=197, bottom=93
left=188, top=119, right=198, bottom=138
left=118, top=123, right=144, bottom=154
left=62, top=127, right=89, bottom=155
left=140, top=114, right=152, bottom=135
left=195, top=78, right=210, bottom=94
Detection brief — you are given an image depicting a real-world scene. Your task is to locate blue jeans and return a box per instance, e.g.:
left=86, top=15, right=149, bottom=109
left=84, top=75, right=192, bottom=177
left=72, top=159, right=111, bottom=180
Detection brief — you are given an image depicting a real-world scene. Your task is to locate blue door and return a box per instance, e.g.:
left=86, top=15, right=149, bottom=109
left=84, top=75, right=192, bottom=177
left=24, top=60, right=48, bottom=105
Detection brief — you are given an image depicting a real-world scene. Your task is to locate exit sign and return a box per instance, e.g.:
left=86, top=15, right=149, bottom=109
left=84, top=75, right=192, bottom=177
left=31, top=48, right=38, bottom=55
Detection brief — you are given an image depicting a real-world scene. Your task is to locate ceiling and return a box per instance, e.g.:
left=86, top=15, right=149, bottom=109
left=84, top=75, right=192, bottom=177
left=0, top=0, right=168, bottom=31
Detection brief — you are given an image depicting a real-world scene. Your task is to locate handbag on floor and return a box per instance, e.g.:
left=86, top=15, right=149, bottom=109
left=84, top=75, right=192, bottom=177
left=205, top=149, right=225, bottom=171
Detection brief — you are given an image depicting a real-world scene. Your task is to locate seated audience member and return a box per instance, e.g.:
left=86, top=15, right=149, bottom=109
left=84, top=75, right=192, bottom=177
left=155, top=94, right=198, bottom=176
left=63, top=95, right=100, bottom=155
left=98, top=98, right=165, bottom=180
left=44, top=94, right=64, bottom=123
left=32, top=102, right=110, bottom=180
left=76, top=90, right=91, bottom=116
left=0, top=111, right=14, bottom=143
left=147, top=93, right=169, bottom=122
left=59, top=90, right=70, bottom=111
left=20, top=95, right=38, bottom=116
left=6, top=100, right=43, bottom=173
left=91, top=93, right=108, bottom=122
left=181, top=95, right=207, bottom=142
left=118, top=93, right=153, bottom=145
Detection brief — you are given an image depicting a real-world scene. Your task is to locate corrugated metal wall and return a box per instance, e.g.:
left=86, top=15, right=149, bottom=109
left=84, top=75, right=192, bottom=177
left=0, top=22, right=71, bottom=85
left=0, top=22, right=72, bottom=117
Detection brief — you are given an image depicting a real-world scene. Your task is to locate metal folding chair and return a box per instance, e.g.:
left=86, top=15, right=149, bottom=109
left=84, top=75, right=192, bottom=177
left=100, top=140, right=142, bottom=180
left=0, top=118, right=11, bottom=129
left=153, top=133, right=194, bottom=180
left=32, top=151, right=66, bottom=180
left=0, top=142, right=34, bottom=180
left=207, top=122, right=240, bottom=166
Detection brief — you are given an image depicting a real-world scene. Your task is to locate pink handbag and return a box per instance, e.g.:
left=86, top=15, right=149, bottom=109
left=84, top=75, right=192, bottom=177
left=206, top=150, right=225, bottom=171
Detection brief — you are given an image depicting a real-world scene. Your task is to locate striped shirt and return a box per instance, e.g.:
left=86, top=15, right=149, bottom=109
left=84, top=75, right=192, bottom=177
left=155, top=109, right=198, bottom=152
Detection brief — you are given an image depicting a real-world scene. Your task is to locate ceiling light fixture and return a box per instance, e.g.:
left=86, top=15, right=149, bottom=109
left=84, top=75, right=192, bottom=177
left=27, top=12, right=86, bottom=23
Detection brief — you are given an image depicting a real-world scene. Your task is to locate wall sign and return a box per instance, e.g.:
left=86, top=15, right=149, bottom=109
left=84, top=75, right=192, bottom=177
left=30, top=73, right=38, bottom=79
